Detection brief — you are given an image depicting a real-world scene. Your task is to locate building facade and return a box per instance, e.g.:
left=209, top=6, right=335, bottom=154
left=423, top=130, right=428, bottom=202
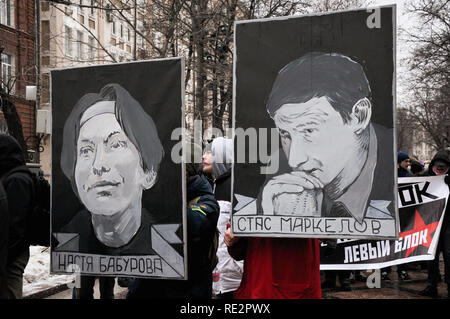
left=0, top=0, right=37, bottom=157
left=39, top=0, right=148, bottom=177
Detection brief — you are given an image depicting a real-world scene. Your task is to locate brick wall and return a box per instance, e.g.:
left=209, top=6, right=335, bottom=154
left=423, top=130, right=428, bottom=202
left=0, top=0, right=36, bottom=145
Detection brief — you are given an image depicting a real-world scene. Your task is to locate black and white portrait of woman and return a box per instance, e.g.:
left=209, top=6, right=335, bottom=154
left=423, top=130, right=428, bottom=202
left=59, top=83, right=164, bottom=252
left=51, top=59, right=186, bottom=278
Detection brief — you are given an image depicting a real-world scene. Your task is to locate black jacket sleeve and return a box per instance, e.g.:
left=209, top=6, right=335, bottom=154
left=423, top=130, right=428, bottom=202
left=0, top=182, right=9, bottom=292
left=4, top=172, right=34, bottom=261
left=187, top=193, right=219, bottom=242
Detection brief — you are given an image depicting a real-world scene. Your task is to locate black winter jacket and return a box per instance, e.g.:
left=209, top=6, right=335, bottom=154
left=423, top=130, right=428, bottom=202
left=0, top=134, right=34, bottom=264
left=427, top=151, right=450, bottom=177
left=214, top=170, right=231, bottom=202
left=427, top=151, right=450, bottom=226
left=127, top=173, right=219, bottom=299
left=0, top=167, right=8, bottom=293
left=185, top=174, right=220, bottom=297
left=398, top=167, right=412, bottom=177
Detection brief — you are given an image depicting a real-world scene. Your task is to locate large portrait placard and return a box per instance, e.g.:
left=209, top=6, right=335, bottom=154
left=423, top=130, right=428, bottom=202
left=50, top=58, right=187, bottom=279
left=232, top=6, right=398, bottom=239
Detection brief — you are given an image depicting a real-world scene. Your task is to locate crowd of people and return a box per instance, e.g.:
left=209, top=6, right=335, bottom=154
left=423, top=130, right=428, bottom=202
left=0, top=132, right=449, bottom=299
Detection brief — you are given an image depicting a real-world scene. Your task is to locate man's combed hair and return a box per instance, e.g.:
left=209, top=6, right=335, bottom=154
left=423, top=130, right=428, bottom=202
left=60, top=83, right=164, bottom=196
left=266, top=52, right=372, bottom=123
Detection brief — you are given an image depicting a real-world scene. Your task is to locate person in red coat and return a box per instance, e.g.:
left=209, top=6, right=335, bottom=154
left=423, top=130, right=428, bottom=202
left=225, top=228, right=321, bottom=299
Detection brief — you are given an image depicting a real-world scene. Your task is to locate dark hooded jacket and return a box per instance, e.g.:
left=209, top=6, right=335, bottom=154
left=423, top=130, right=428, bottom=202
left=0, top=134, right=34, bottom=264
left=426, top=150, right=450, bottom=287
left=427, top=151, right=450, bottom=177
left=427, top=151, right=450, bottom=223
left=398, top=166, right=412, bottom=177
left=184, top=174, right=220, bottom=296
left=127, top=173, right=219, bottom=299
left=0, top=140, right=9, bottom=292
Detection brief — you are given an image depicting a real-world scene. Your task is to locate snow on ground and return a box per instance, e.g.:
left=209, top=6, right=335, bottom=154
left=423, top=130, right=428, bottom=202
left=23, top=246, right=74, bottom=297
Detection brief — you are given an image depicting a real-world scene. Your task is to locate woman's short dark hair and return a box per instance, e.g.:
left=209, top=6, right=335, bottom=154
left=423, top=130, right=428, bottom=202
left=60, top=83, right=164, bottom=195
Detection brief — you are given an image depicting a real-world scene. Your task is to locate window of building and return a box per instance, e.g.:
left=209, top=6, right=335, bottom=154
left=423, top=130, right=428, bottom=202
left=41, top=73, right=50, bottom=104
left=41, top=1, right=50, bottom=12
left=88, top=18, right=95, bottom=29
left=65, top=26, right=72, bottom=56
left=137, top=34, right=142, bottom=46
left=65, top=5, right=73, bottom=16
left=0, top=0, right=14, bottom=27
left=120, top=24, right=123, bottom=38
left=78, top=0, right=85, bottom=24
left=88, top=36, right=95, bottom=60
left=127, top=28, right=130, bottom=42
left=111, top=20, right=116, bottom=35
left=1, top=52, right=13, bottom=92
left=77, top=31, right=83, bottom=59
left=90, top=0, right=95, bottom=15
left=41, top=20, right=50, bottom=52
left=41, top=56, right=50, bottom=66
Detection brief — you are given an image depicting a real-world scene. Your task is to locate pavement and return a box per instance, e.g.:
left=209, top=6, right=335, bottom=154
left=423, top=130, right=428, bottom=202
left=321, top=259, right=448, bottom=299
left=36, top=259, right=447, bottom=299
left=43, top=278, right=128, bottom=299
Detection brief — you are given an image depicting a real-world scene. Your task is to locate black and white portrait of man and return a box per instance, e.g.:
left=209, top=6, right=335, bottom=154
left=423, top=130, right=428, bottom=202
left=232, top=7, right=398, bottom=239
left=51, top=59, right=186, bottom=278
left=260, top=52, right=380, bottom=223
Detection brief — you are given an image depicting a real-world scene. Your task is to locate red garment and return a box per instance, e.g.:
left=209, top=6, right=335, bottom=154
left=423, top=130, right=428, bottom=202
left=230, top=237, right=321, bottom=299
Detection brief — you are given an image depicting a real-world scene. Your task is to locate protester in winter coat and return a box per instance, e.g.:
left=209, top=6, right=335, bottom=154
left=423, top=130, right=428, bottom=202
left=126, top=143, right=219, bottom=298
left=322, top=239, right=351, bottom=291
left=221, top=134, right=321, bottom=299
left=224, top=143, right=321, bottom=300
left=0, top=134, right=34, bottom=299
left=420, top=150, right=450, bottom=298
left=0, top=162, right=9, bottom=296
left=397, top=151, right=412, bottom=177
left=381, top=151, right=413, bottom=281
left=202, top=137, right=244, bottom=299
left=408, top=158, right=427, bottom=271
left=410, top=159, right=425, bottom=176
left=397, top=151, right=412, bottom=279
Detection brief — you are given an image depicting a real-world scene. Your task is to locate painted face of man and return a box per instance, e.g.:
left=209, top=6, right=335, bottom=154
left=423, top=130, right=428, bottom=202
left=202, top=151, right=213, bottom=174
left=273, top=96, right=361, bottom=187
left=74, top=107, right=148, bottom=216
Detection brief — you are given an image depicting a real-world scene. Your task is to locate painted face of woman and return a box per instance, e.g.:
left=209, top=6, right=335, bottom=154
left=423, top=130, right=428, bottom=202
left=74, top=108, right=148, bottom=216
